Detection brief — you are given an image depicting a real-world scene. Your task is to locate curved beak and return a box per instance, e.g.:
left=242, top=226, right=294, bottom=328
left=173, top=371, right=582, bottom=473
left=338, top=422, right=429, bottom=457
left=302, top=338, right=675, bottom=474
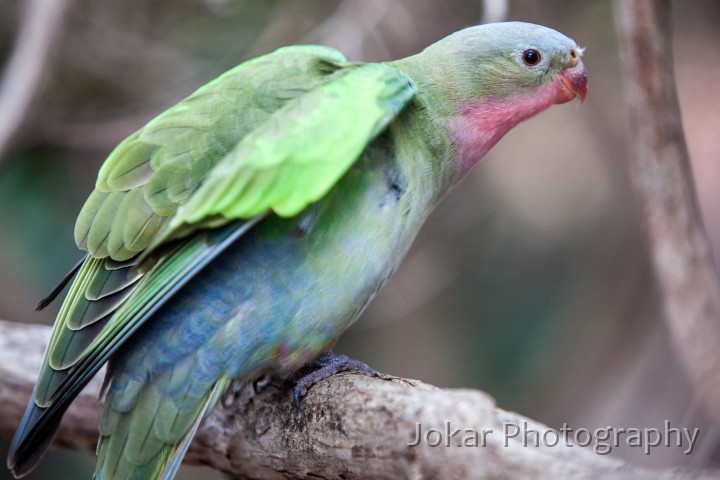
left=557, top=62, right=588, bottom=104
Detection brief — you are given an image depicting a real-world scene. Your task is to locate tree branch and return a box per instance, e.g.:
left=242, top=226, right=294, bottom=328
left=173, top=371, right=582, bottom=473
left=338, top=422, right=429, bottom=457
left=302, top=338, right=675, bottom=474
left=481, top=0, right=509, bottom=24
left=2, top=3, right=718, bottom=476
left=0, top=319, right=715, bottom=479
left=0, top=0, right=73, bottom=162
left=616, top=0, right=720, bottom=425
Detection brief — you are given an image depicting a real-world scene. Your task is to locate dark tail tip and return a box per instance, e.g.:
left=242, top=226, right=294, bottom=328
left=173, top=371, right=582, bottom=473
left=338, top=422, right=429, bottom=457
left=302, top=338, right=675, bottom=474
left=7, top=401, right=62, bottom=478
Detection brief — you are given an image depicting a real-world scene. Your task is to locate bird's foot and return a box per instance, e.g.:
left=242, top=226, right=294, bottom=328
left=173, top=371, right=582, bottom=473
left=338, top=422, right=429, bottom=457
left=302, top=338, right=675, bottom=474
left=292, top=352, right=385, bottom=410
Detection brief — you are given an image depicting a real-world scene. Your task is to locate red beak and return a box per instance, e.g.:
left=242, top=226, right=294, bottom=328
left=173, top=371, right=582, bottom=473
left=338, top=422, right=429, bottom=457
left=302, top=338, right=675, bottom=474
left=557, top=63, right=588, bottom=104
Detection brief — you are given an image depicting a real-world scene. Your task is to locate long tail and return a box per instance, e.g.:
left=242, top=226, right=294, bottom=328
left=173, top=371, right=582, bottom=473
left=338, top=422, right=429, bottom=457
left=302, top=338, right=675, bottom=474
left=7, top=400, right=64, bottom=478
left=8, top=220, right=256, bottom=478
left=93, top=375, right=230, bottom=480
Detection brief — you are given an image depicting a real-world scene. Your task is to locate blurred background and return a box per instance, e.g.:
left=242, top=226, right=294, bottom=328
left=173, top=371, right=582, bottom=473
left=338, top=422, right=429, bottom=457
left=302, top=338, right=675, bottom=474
left=0, top=0, right=718, bottom=478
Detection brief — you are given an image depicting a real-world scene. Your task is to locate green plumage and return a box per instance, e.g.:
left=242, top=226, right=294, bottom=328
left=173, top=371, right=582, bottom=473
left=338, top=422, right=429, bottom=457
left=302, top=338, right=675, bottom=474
left=77, top=45, right=352, bottom=260
left=8, top=22, right=586, bottom=480
left=160, top=62, right=416, bottom=243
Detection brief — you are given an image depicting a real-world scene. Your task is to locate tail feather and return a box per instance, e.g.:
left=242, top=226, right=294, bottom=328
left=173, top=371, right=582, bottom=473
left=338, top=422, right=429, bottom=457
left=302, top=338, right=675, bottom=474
left=160, top=386, right=219, bottom=480
left=7, top=400, right=63, bottom=478
left=9, top=220, right=259, bottom=478
left=93, top=377, right=229, bottom=480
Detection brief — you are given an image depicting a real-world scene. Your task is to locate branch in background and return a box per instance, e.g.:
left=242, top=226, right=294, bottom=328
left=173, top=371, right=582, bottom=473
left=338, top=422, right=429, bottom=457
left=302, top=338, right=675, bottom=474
left=300, top=0, right=392, bottom=59
left=481, top=0, right=509, bottom=24
left=0, top=320, right=716, bottom=479
left=615, top=0, right=720, bottom=426
left=0, top=0, right=73, bottom=161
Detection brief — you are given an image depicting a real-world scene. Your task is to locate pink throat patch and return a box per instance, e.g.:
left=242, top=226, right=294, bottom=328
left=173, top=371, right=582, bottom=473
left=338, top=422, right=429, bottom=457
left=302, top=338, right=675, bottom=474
left=450, top=78, right=565, bottom=177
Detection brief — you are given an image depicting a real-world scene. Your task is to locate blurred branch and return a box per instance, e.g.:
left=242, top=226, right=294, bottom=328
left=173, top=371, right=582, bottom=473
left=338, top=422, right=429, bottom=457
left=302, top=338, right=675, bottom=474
left=481, top=0, right=509, bottom=24
left=616, top=0, right=720, bottom=425
left=301, top=0, right=392, bottom=59
left=0, top=319, right=717, bottom=479
left=0, top=0, right=73, bottom=161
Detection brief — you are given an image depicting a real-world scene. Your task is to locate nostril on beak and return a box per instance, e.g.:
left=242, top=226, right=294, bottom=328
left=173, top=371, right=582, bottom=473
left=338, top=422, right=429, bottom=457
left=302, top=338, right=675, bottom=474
left=568, top=49, right=580, bottom=66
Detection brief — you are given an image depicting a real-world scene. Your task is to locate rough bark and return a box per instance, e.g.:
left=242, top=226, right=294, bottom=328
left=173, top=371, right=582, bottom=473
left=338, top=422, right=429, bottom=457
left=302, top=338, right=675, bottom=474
left=2, top=3, right=718, bottom=477
left=616, top=0, right=720, bottom=425
left=0, top=319, right=716, bottom=479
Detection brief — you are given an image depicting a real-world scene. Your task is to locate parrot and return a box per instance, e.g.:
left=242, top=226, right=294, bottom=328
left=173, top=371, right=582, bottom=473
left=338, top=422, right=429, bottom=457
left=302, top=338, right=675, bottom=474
left=7, top=21, right=587, bottom=479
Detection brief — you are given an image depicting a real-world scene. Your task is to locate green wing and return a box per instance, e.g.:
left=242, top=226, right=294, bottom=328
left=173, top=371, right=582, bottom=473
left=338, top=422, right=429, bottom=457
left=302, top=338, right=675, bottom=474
left=35, top=44, right=350, bottom=406
left=10, top=44, right=345, bottom=475
left=9, top=46, right=416, bottom=477
left=153, top=62, right=417, bottom=245
left=75, top=45, right=349, bottom=261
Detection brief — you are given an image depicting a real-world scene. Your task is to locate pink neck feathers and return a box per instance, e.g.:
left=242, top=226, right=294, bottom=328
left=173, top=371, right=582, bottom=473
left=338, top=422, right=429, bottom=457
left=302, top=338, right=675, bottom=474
left=450, top=80, right=560, bottom=176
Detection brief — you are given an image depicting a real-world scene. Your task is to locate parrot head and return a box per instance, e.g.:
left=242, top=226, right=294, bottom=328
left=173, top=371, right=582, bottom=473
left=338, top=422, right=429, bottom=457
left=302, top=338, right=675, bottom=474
left=412, top=21, right=588, bottom=175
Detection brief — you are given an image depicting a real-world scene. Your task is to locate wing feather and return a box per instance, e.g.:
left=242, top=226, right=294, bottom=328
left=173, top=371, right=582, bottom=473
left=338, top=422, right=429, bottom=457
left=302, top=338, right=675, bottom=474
left=152, top=62, right=416, bottom=248
left=9, top=45, right=417, bottom=477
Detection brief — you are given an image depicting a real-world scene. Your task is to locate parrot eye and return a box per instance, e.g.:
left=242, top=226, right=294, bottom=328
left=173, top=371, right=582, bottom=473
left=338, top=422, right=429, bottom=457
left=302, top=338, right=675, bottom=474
left=521, top=49, right=541, bottom=66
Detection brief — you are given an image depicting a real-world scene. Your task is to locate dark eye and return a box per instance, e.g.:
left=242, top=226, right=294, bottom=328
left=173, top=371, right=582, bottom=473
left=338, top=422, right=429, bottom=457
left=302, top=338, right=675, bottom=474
left=522, top=49, right=541, bottom=66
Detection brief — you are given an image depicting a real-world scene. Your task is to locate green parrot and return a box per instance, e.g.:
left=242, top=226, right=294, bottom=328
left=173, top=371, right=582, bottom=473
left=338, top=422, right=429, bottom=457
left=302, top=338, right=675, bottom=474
left=7, top=21, right=587, bottom=479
